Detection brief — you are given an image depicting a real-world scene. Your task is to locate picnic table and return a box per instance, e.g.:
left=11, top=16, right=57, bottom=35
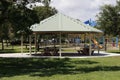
left=43, top=47, right=59, bottom=56
left=77, top=47, right=94, bottom=55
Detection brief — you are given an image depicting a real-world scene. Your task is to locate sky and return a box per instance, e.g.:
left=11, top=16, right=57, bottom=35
left=50, top=0, right=117, bottom=22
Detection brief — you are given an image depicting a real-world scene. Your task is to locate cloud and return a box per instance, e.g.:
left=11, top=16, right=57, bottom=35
left=90, top=0, right=115, bottom=9
left=51, top=0, right=116, bottom=21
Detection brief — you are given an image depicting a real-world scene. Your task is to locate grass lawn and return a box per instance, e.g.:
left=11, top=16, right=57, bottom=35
left=0, top=45, right=35, bottom=53
left=107, top=50, right=120, bottom=54
left=0, top=57, right=120, bottom=80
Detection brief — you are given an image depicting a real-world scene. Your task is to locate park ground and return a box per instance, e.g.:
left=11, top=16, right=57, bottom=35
left=0, top=57, right=120, bottom=80
left=0, top=44, right=120, bottom=80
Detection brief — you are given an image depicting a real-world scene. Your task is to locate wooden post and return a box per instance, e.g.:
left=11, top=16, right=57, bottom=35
left=29, top=35, right=32, bottom=55
left=84, top=33, right=86, bottom=47
left=89, top=33, right=92, bottom=56
left=21, top=34, right=23, bottom=54
left=105, top=38, right=107, bottom=51
left=34, top=33, right=37, bottom=54
left=59, top=32, right=62, bottom=58
left=98, top=47, right=100, bottom=54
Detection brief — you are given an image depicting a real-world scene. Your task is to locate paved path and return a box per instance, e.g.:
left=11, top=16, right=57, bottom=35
left=0, top=51, right=120, bottom=58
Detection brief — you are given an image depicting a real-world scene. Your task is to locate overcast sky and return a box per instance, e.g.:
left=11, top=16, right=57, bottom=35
left=50, top=0, right=117, bottom=22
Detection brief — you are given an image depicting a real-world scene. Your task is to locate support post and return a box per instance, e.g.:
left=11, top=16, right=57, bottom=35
left=29, top=35, right=32, bottom=55
left=84, top=33, right=86, bottom=47
left=21, top=34, right=23, bottom=54
left=34, top=33, right=37, bottom=54
left=98, top=47, right=100, bottom=54
left=59, top=32, right=62, bottom=58
left=89, top=33, right=92, bottom=56
left=105, top=38, right=107, bottom=51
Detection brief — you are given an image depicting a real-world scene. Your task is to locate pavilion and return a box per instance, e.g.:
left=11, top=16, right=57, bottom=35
left=30, top=12, right=102, bottom=57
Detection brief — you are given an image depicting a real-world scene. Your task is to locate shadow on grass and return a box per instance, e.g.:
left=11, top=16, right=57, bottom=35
left=77, top=66, right=120, bottom=73
left=69, top=60, right=98, bottom=64
left=0, top=58, right=119, bottom=78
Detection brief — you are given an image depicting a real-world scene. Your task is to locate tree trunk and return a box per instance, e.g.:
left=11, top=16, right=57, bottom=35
left=11, top=40, right=14, bottom=50
left=6, top=39, right=9, bottom=47
left=1, top=39, right=4, bottom=50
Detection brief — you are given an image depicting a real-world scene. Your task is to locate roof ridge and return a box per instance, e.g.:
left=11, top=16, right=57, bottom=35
left=40, top=13, right=58, bottom=24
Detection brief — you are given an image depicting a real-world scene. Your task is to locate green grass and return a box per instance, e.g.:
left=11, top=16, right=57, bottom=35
left=0, top=57, right=120, bottom=80
left=0, top=48, right=31, bottom=53
left=0, top=45, right=35, bottom=53
left=107, top=50, right=120, bottom=54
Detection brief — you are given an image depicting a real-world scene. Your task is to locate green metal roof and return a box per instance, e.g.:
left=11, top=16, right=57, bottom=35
left=31, top=13, right=102, bottom=33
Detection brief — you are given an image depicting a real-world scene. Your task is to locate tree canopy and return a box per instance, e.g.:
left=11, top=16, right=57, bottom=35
left=0, top=0, right=56, bottom=37
left=97, top=1, right=120, bottom=36
left=0, top=0, right=57, bottom=50
left=33, top=6, right=57, bottom=21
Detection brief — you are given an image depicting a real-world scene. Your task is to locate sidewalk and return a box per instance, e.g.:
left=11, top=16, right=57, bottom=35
left=0, top=51, right=120, bottom=58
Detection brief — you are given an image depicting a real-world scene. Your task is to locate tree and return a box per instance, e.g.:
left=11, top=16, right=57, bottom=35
left=0, top=0, right=13, bottom=50
left=9, top=4, right=39, bottom=37
left=97, top=0, right=120, bottom=36
left=33, top=6, right=57, bottom=21
left=0, top=0, right=39, bottom=49
left=0, top=0, right=57, bottom=50
left=10, top=0, right=56, bottom=37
